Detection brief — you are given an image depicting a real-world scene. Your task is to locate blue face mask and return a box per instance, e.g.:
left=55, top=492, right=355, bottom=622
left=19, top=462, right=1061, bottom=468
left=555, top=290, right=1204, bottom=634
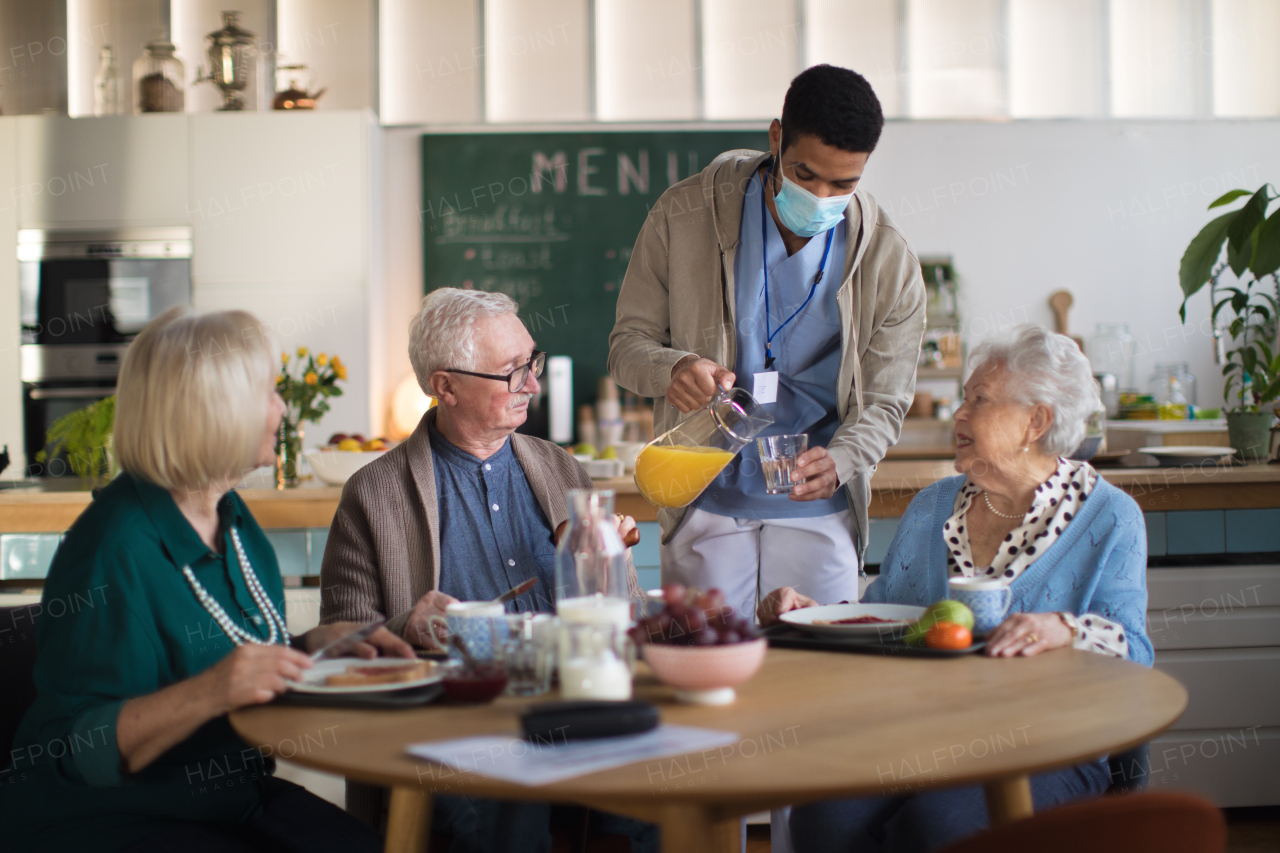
left=771, top=161, right=855, bottom=239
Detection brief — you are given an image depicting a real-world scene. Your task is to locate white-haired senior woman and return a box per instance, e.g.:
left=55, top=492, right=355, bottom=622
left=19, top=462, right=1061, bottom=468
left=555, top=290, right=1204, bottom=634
left=1, top=307, right=411, bottom=853
left=762, top=325, right=1152, bottom=853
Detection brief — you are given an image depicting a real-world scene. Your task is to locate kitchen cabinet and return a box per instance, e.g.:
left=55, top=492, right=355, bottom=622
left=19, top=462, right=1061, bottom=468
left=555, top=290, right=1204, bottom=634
left=188, top=111, right=372, bottom=284
left=15, top=115, right=189, bottom=227
left=1147, top=563, right=1280, bottom=806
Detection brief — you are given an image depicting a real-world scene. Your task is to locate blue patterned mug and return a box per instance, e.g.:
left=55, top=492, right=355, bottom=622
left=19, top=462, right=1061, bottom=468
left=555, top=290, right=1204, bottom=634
left=947, top=578, right=1013, bottom=636
left=427, top=601, right=505, bottom=662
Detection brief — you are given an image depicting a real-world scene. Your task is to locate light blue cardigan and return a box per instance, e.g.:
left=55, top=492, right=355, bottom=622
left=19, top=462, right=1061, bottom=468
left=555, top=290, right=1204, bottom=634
left=864, top=475, right=1153, bottom=666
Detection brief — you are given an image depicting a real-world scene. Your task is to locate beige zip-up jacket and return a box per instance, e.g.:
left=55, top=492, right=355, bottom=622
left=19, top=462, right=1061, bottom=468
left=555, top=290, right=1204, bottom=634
left=608, top=150, right=926, bottom=559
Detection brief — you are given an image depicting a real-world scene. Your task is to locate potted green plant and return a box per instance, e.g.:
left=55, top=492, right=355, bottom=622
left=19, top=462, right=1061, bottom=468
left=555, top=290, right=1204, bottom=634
left=1179, top=185, right=1280, bottom=461
left=37, top=396, right=117, bottom=481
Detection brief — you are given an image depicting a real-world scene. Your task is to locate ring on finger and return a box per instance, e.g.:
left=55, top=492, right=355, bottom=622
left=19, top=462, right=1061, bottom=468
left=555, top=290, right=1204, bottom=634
left=1027, top=633, right=1039, bottom=644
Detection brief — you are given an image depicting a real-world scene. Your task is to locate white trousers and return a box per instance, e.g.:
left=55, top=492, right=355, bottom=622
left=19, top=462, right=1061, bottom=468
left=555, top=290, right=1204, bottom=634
left=660, top=507, right=861, bottom=624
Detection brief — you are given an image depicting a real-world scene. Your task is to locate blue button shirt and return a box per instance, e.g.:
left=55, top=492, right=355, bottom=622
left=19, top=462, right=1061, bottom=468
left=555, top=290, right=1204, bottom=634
left=696, top=171, right=849, bottom=520
left=430, top=422, right=558, bottom=611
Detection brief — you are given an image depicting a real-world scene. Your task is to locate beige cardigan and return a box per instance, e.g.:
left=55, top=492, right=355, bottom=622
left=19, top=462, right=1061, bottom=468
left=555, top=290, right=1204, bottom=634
left=608, top=150, right=926, bottom=558
left=319, top=408, right=642, bottom=636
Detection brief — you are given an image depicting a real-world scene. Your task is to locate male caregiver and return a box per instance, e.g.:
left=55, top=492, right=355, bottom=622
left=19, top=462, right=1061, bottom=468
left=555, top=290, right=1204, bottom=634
left=608, top=64, right=926, bottom=620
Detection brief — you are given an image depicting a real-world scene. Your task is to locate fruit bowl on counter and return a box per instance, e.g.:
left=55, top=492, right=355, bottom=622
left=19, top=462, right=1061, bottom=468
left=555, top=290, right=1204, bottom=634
left=305, top=433, right=390, bottom=486
left=631, top=585, right=766, bottom=705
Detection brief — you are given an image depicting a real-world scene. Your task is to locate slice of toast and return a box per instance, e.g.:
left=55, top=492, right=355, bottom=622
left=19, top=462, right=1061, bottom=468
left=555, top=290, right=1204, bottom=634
left=324, top=661, right=432, bottom=687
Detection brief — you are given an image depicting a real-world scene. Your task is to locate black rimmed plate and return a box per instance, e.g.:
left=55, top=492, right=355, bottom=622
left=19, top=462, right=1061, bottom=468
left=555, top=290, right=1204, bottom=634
left=762, top=624, right=986, bottom=657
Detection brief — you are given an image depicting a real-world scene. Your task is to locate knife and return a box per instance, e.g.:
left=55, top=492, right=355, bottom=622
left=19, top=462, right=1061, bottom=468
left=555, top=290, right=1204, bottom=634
left=492, top=577, right=539, bottom=606
left=310, top=619, right=387, bottom=661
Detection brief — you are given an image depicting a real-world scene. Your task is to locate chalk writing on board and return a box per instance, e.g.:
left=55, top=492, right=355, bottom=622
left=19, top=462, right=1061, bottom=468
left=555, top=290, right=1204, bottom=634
left=436, top=205, right=569, bottom=243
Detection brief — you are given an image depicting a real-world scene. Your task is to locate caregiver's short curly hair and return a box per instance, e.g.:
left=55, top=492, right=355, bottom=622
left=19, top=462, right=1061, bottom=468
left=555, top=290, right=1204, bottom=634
left=968, top=325, right=1101, bottom=457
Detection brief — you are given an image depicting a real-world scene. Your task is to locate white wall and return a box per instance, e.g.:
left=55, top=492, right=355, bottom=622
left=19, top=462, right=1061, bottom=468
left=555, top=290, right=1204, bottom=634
left=380, top=120, right=1279, bottom=412
left=861, top=119, right=1279, bottom=407
left=0, top=119, right=19, bottom=476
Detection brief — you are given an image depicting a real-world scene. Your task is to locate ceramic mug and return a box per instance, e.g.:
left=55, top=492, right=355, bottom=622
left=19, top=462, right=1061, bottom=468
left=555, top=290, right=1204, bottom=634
left=427, top=601, right=505, bottom=662
left=948, top=577, right=1013, bottom=636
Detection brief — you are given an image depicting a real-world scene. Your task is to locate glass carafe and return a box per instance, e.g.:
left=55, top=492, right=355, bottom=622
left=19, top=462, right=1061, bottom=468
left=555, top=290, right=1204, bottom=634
left=555, top=489, right=633, bottom=627
left=633, top=387, right=773, bottom=508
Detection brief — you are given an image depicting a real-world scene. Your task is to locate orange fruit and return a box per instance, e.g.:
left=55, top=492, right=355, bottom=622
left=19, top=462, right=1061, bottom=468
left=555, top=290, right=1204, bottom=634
left=924, top=621, right=972, bottom=650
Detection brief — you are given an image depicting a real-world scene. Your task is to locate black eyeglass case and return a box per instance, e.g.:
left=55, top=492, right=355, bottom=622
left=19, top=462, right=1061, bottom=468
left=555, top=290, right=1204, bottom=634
left=520, top=700, right=660, bottom=743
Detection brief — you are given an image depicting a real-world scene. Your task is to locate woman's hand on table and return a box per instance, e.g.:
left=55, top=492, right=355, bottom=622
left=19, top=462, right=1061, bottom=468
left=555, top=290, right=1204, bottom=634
left=118, top=643, right=313, bottom=774
left=405, top=591, right=460, bottom=648
left=985, top=612, right=1073, bottom=657
left=757, top=586, right=819, bottom=626
left=205, top=644, right=314, bottom=713
left=790, top=446, right=839, bottom=501
left=303, top=622, right=415, bottom=660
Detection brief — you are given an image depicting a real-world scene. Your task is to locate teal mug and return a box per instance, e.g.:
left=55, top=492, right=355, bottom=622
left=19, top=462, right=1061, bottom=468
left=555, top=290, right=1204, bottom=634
left=947, top=578, right=1013, bottom=636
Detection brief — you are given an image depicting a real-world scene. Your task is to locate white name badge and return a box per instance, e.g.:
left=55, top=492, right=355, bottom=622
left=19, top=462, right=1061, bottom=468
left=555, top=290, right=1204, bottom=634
left=752, top=371, right=779, bottom=405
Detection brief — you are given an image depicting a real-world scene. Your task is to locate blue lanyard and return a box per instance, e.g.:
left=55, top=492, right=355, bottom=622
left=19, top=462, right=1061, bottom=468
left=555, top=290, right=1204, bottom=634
left=761, top=164, right=834, bottom=370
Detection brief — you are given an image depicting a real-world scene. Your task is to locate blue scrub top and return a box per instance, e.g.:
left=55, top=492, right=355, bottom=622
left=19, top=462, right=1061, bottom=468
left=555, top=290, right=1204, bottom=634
left=696, top=170, right=849, bottom=520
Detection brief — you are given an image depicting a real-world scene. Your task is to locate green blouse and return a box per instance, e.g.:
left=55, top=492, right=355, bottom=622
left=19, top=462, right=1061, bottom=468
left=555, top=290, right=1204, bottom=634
left=0, top=473, right=293, bottom=852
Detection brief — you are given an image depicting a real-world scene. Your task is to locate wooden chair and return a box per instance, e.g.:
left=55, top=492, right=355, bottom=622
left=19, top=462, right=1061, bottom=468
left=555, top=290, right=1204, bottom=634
left=938, top=792, right=1225, bottom=853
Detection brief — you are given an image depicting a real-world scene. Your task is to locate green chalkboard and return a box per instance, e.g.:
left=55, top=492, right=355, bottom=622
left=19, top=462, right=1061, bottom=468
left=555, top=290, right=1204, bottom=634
left=421, top=130, right=769, bottom=411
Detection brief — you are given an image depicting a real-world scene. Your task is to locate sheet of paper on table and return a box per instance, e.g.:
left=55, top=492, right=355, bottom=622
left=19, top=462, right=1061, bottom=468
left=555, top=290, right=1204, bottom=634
left=406, top=724, right=739, bottom=786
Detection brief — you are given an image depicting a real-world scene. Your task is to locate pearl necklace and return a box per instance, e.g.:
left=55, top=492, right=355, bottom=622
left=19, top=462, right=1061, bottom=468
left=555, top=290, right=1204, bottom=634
left=180, top=527, right=291, bottom=646
left=982, top=491, right=1025, bottom=520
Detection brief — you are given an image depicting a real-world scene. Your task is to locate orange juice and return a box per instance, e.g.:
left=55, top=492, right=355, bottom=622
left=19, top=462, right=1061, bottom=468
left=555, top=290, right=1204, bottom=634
left=633, top=444, right=736, bottom=508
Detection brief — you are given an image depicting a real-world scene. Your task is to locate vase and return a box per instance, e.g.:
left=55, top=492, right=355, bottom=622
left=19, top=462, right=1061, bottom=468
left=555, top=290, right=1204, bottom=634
left=1225, top=411, right=1274, bottom=463
left=275, top=420, right=305, bottom=489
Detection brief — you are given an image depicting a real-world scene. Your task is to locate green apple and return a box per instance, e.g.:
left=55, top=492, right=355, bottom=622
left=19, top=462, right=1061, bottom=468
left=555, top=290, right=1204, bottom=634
left=598, top=446, right=619, bottom=460
left=905, top=600, right=974, bottom=646
left=572, top=442, right=598, bottom=457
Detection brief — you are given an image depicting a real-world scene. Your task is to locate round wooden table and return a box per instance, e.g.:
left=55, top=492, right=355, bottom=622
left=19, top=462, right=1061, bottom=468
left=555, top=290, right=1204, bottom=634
left=231, top=647, right=1186, bottom=853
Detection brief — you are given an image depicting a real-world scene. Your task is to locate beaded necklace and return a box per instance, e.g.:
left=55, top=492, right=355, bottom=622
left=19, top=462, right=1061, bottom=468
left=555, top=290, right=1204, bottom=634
left=180, top=527, right=291, bottom=646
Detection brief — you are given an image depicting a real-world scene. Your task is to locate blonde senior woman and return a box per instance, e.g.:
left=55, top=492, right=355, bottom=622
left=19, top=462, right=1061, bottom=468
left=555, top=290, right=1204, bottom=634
left=762, top=325, right=1151, bottom=853
left=0, top=307, right=412, bottom=853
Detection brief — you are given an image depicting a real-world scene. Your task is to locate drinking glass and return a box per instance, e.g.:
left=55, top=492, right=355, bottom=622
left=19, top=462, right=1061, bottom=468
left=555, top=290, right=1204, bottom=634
left=757, top=434, right=809, bottom=495
left=494, top=613, right=557, bottom=697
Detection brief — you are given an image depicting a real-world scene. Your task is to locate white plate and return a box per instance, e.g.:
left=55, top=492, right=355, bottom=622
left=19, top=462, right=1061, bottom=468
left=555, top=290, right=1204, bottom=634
left=287, top=657, right=444, bottom=694
left=1137, top=446, right=1235, bottom=467
left=779, top=603, right=925, bottom=637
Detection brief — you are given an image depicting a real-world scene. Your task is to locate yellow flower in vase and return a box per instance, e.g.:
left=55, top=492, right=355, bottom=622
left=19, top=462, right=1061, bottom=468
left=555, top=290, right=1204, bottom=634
left=332, top=356, right=347, bottom=380
left=281, top=351, right=289, bottom=365
left=297, top=346, right=309, bottom=358
left=304, top=371, right=318, bottom=385
left=317, top=353, right=329, bottom=366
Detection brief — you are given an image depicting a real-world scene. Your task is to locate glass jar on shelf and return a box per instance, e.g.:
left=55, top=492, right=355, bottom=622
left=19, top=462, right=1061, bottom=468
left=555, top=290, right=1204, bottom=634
left=1087, top=323, right=1136, bottom=391
left=133, top=35, right=184, bottom=113
left=1149, top=363, right=1196, bottom=419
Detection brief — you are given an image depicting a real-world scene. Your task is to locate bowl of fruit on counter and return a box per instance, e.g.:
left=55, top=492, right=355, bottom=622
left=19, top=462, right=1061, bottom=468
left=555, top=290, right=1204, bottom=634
left=630, top=585, right=766, bottom=706
left=305, top=433, right=391, bottom=485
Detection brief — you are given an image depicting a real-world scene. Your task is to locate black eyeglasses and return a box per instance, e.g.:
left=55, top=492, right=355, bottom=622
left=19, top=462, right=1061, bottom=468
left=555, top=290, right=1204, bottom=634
left=444, top=351, right=546, bottom=393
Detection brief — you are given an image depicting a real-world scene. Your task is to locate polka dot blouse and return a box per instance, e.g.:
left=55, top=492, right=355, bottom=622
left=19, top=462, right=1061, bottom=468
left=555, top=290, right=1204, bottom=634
left=943, top=457, right=1129, bottom=659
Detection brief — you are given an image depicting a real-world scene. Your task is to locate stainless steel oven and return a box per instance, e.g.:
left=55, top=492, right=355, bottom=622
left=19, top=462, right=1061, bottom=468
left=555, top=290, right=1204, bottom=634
left=19, top=228, right=192, bottom=476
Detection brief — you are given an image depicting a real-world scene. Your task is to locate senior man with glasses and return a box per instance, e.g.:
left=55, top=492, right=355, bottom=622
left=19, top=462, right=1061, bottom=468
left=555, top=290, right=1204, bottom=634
left=321, top=286, right=642, bottom=640
left=320, top=288, right=653, bottom=852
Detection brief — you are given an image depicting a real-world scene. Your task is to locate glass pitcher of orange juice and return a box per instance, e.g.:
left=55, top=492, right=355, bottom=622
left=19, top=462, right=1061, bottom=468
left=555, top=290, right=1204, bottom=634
left=633, top=388, right=773, bottom=508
